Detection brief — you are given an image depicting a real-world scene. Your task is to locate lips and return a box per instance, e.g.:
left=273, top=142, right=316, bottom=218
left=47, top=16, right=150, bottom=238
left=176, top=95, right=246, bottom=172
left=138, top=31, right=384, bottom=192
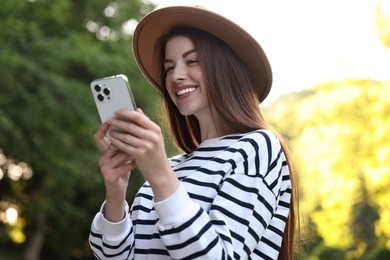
left=176, top=87, right=196, bottom=97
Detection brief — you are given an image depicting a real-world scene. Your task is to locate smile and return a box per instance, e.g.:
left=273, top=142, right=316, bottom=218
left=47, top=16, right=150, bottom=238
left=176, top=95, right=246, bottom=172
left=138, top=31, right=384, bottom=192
left=176, top=87, right=196, bottom=96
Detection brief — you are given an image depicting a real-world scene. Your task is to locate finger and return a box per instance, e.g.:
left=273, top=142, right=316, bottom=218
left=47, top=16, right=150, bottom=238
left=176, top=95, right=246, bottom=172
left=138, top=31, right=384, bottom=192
left=111, top=110, right=160, bottom=138
left=108, top=119, right=149, bottom=140
left=102, top=154, right=136, bottom=182
left=99, top=145, right=119, bottom=167
left=109, top=131, right=144, bottom=148
left=114, top=151, right=134, bottom=166
left=119, top=160, right=137, bottom=173
left=109, top=135, right=140, bottom=156
left=95, top=123, right=110, bottom=152
left=102, top=164, right=133, bottom=184
left=137, top=108, right=144, bottom=114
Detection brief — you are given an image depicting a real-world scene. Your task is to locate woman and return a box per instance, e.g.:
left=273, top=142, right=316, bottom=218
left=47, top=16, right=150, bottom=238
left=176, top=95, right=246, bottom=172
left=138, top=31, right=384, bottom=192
left=90, top=6, right=298, bottom=260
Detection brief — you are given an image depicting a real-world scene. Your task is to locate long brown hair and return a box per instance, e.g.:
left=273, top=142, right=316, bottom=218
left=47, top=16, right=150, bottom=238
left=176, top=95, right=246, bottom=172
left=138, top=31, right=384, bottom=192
left=158, top=27, right=299, bottom=259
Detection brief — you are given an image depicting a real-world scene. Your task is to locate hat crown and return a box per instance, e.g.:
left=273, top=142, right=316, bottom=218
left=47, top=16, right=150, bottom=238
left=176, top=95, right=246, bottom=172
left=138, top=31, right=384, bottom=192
left=133, top=6, right=272, bottom=102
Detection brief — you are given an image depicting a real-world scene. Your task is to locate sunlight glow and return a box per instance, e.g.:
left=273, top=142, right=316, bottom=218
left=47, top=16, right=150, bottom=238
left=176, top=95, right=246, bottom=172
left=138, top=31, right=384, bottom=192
left=0, top=154, right=6, bottom=165
left=0, top=150, right=33, bottom=181
left=5, top=207, right=18, bottom=225
left=122, top=19, right=138, bottom=36
left=86, top=21, right=99, bottom=33
left=8, top=164, right=23, bottom=181
left=104, top=3, right=118, bottom=17
left=0, top=201, right=20, bottom=225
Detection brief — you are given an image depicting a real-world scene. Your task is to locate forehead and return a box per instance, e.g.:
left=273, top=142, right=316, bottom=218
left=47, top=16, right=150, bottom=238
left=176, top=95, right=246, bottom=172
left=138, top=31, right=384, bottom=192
left=165, top=35, right=196, bottom=56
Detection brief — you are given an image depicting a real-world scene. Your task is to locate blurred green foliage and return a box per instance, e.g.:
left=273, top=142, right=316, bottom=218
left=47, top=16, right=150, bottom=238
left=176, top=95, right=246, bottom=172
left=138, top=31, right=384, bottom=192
left=0, top=0, right=162, bottom=259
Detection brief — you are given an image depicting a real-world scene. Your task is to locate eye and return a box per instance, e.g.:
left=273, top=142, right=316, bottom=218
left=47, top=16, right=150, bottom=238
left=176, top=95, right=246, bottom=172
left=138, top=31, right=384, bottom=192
left=164, top=65, right=174, bottom=73
left=186, top=59, right=198, bottom=65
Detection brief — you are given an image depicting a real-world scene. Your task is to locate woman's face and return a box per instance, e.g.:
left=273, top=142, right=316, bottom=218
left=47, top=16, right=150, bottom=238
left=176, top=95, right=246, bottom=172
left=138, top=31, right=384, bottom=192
left=164, top=36, right=210, bottom=120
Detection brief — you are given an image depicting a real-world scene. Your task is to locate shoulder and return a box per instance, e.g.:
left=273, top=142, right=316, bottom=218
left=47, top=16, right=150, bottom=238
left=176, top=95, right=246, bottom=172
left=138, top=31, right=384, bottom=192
left=241, top=129, right=278, bottom=142
left=231, top=130, right=286, bottom=176
left=233, top=129, right=281, bottom=153
left=168, top=130, right=282, bottom=166
left=168, top=153, right=188, bottom=167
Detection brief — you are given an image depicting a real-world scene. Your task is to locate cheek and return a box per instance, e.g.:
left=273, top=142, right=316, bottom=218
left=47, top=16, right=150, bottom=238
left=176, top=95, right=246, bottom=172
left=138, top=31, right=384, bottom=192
left=195, top=69, right=207, bottom=87
left=165, top=80, right=177, bottom=102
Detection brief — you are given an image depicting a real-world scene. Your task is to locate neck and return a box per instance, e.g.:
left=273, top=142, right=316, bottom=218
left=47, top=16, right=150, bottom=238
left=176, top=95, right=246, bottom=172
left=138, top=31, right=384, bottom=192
left=196, top=110, right=230, bottom=141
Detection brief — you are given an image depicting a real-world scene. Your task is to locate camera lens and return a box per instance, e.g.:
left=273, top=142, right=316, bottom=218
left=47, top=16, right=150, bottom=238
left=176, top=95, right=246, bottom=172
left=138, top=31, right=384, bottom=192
left=94, top=84, right=102, bottom=92
left=97, top=94, right=104, bottom=101
left=103, top=88, right=110, bottom=95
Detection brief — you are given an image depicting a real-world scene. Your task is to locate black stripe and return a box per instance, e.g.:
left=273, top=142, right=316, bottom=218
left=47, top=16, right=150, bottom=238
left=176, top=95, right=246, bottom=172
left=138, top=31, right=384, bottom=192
left=135, top=192, right=153, bottom=200
left=221, top=134, right=243, bottom=141
left=181, top=178, right=219, bottom=189
left=179, top=236, right=219, bottom=260
left=174, top=166, right=201, bottom=172
left=131, top=204, right=153, bottom=213
left=282, top=173, right=290, bottom=181
left=134, top=248, right=170, bottom=256
left=231, top=230, right=251, bottom=256
left=196, top=146, right=229, bottom=152
left=190, top=155, right=216, bottom=161
left=188, top=192, right=214, bottom=203
left=239, top=137, right=260, bottom=174
left=226, top=147, right=249, bottom=173
left=268, top=165, right=283, bottom=191
left=160, top=208, right=204, bottom=235
left=166, top=221, right=213, bottom=250
left=280, top=188, right=292, bottom=196
left=265, top=148, right=283, bottom=179
left=258, top=131, right=273, bottom=166
left=274, top=213, right=288, bottom=222
left=224, top=178, right=274, bottom=214
left=217, top=189, right=268, bottom=230
left=212, top=157, right=237, bottom=171
left=89, top=241, right=131, bottom=259
left=261, top=236, right=280, bottom=251
left=134, top=218, right=158, bottom=226
left=253, top=248, right=274, bottom=260
left=170, top=157, right=183, bottom=163
left=90, top=226, right=132, bottom=249
left=135, top=232, right=160, bottom=240
left=268, top=224, right=284, bottom=237
left=197, top=167, right=226, bottom=177
left=211, top=205, right=248, bottom=226
left=279, top=200, right=290, bottom=208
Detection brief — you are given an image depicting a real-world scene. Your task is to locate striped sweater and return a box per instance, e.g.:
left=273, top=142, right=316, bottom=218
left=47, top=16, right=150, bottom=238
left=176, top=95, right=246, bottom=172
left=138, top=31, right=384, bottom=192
left=89, top=129, right=291, bottom=259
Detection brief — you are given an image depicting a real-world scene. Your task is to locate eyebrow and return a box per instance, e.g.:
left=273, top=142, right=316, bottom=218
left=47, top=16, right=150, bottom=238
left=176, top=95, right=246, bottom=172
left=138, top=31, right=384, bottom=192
left=164, top=49, right=198, bottom=63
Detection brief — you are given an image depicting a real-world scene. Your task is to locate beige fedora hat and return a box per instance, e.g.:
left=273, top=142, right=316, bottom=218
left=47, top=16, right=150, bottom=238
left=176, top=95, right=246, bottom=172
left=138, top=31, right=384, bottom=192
left=132, top=6, right=272, bottom=102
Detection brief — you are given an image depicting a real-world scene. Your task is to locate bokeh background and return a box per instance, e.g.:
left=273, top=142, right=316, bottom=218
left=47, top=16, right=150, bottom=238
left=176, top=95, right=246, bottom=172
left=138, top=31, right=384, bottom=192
left=1, top=0, right=389, bottom=259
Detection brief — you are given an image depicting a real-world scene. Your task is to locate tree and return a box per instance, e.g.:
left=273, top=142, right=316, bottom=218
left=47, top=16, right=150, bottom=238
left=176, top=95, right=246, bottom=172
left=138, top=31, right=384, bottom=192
left=0, top=0, right=160, bottom=259
left=264, top=79, right=390, bottom=259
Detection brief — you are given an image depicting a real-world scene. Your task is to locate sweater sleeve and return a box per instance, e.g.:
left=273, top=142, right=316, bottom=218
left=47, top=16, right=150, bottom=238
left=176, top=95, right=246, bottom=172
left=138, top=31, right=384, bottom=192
left=154, top=130, right=291, bottom=259
left=89, top=201, right=134, bottom=259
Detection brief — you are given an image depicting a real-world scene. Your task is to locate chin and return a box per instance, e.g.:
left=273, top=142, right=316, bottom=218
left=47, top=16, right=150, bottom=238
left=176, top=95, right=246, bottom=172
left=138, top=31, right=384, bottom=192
left=179, top=110, right=193, bottom=117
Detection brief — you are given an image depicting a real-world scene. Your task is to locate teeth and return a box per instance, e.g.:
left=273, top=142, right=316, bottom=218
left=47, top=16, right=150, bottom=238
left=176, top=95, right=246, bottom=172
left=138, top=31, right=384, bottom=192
left=177, top=87, right=195, bottom=96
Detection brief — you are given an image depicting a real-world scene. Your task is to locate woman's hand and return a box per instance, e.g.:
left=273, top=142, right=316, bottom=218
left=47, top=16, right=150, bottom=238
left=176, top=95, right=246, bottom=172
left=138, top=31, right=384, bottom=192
left=107, top=109, right=179, bottom=201
left=95, top=122, right=135, bottom=222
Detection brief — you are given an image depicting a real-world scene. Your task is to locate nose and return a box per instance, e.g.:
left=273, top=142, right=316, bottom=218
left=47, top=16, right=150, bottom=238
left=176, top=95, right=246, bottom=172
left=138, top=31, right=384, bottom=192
left=173, top=63, right=186, bottom=81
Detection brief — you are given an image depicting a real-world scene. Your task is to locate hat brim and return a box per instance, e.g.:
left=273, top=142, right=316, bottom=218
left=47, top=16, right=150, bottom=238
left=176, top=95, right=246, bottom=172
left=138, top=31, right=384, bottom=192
left=132, top=6, right=272, bottom=102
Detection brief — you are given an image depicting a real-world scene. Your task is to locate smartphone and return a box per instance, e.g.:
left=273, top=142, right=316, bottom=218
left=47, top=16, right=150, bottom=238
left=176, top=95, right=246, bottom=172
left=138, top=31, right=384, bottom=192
left=90, top=74, right=137, bottom=141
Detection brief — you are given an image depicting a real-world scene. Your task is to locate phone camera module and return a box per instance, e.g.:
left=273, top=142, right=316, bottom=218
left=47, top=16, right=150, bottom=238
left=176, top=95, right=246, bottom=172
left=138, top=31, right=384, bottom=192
left=97, top=94, right=104, bottom=101
left=94, top=84, right=102, bottom=92
left=103, top=88, right=110, bottom=95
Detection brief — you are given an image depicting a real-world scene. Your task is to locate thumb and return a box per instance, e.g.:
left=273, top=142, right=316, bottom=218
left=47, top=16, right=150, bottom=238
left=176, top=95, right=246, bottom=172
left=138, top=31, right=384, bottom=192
left=137, top=108, right=144, bottom=115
